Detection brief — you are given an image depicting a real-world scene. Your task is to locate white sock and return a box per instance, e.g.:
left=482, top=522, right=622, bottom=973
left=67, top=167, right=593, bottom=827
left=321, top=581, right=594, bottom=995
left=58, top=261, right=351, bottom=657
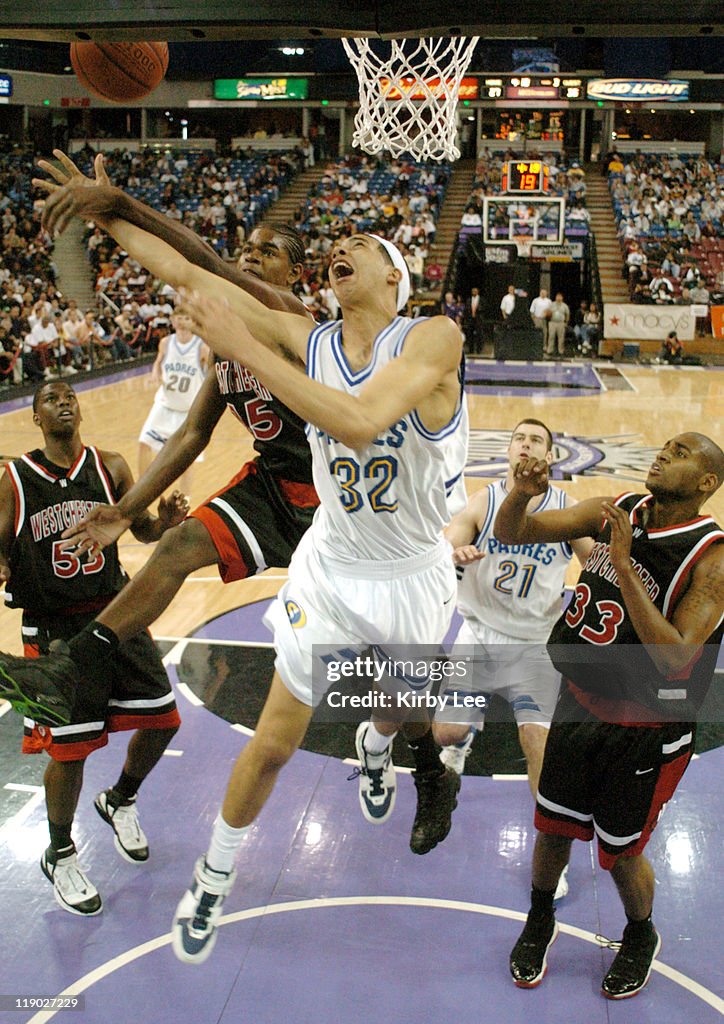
left=363, top=721, right=396, bottom=755
left=205, top=814, right=249, bottom=874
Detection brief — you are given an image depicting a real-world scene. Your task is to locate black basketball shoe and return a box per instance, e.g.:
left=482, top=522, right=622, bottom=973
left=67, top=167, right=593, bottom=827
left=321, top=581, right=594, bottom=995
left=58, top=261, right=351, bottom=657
left=601, top=924, right=661, bottom=999
left=409, top=766, right=461, bottom=854
left=510, top=913, right=559, bottom=987
left=0, top=640, right=76, bottom=726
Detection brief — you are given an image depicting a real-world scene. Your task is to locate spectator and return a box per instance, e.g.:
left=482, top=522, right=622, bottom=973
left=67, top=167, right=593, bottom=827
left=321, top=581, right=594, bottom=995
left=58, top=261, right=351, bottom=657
left=463, top=287, right=484, bottom=355
left=441, top=290, right=464, bottom=326
left=500, top=284, right=517, bottom=320
left=579, top=303, right=601, bottom=356
left=546, top=292, right=570, bottom=357
left=572, top=299, right=589, bottom=348
left=529, top=288, right=552, bottom=347
left=21, top=320, right=50, bottom=383
left=650, top=273, right=675, bottom=304
left=461, top=204, right=483, bottom=227
left=75, top=310, right=110, bottom=365
left=61, top=308, right=90, bottom=369
left=0, top=323, right=20, bottom=384
left=28, top=313, right=65, bottom=377
left=626, top=244, right=647, bottom=284
left=658, top=330, right=683, bottom=364
left=404, top=245, right=424, bottom=295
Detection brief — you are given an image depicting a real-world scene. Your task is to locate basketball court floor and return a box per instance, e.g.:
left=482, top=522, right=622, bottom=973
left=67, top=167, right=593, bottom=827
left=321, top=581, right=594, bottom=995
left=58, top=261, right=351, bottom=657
left=0, top=358, right=721, bottom=1023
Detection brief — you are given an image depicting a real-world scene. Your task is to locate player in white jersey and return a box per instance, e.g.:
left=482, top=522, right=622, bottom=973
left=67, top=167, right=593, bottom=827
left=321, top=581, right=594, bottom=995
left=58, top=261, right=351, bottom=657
left=40, top=192, right=469, bottom=963
left=138, top=307, right=209, bottom=495
left=433, top=419, right=593, bottom=894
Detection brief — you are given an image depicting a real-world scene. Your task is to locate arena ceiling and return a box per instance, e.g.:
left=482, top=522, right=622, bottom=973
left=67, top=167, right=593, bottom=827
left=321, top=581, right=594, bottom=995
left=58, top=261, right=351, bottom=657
left=0, top=0, right=721, bottom=40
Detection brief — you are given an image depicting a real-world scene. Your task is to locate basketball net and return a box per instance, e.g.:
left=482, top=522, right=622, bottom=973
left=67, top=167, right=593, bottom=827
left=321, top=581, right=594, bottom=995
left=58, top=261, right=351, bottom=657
left=342, top=36, right=479, bottom=162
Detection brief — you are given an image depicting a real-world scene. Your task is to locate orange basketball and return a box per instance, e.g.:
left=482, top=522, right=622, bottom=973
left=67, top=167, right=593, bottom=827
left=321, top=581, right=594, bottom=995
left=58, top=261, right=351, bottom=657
left=70, top=41, right=169, bottom=102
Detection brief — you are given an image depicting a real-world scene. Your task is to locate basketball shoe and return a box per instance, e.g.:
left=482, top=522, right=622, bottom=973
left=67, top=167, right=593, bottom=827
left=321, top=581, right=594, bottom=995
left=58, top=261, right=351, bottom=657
left=40, top=843, right=102, bottom=916
left=601, top=923, right=661, bottom=999
left=509, top=912, right=558, bottom=987
left=409, top=766, right=461, bottom=854
left=351, top=721, right=397, bottom=824
left=0, top=640, right=76, bottom=726
left=439, top=728, right=477, bottom=775
left=172, top=857, right=237, bottom=964
left=95, top=790, right=149, bottom=863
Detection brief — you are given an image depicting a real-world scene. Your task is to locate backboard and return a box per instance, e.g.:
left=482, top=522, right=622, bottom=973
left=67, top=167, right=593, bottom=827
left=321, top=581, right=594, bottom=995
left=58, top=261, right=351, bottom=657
left=483, top=196, right=566, bottom=255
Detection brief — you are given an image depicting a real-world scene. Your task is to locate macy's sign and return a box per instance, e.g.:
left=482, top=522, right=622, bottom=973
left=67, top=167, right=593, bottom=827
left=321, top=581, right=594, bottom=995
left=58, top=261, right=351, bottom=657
left=604, top=305, right=696, bottom=340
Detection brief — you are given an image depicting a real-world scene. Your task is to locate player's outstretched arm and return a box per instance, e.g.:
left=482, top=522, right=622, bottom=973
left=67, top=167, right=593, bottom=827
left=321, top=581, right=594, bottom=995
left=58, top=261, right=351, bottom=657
left=184, top=294, right=462, bottom=451
left=34, top=151, right=307, bottom=316
left=495, top=457, right=610, bottom=544
left=100, top=451, right=189, bottom=545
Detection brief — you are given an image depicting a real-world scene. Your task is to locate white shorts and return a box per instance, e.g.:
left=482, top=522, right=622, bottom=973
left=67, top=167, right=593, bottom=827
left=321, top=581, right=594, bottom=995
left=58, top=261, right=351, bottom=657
left=435, top=618, right=560, bottom=728
left=264, top=529, right=457, bottom=708
left=138, top=401, right=203, bottom=460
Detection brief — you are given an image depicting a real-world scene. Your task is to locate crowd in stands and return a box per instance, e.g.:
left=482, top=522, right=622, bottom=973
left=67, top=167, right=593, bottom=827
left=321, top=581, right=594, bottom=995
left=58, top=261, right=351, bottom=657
left=0, top=143, right=152, bottom=386
left=609, top=151, right=724, bottom=314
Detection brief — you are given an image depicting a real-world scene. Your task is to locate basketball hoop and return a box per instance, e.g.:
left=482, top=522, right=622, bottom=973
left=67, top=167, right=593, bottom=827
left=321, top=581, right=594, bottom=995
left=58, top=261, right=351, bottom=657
left=515, top=240, right=532, bottom=259
left=342, top=36, right=479, bottom=162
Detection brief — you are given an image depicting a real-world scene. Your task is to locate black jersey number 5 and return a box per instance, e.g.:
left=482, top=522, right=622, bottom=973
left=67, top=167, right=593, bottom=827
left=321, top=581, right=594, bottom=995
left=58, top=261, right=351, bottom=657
left=242, top=397, right=283, bottom=441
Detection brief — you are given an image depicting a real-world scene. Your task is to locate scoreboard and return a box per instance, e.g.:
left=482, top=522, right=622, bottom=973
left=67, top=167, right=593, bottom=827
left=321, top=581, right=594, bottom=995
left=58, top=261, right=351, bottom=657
left=502, top=161, right=548, bottom=193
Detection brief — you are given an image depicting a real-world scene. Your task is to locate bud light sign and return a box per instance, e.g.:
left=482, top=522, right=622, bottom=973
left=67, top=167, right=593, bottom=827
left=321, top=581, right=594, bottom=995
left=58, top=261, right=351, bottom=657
left=587, top=79, right=689, bottom=102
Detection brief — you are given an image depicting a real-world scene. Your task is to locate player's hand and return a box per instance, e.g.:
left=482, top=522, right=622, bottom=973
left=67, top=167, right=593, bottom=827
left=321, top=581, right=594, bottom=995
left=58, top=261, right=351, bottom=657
left=0, top=562, right=10, bottom=588
left=33, top=149, right=110, bottom=196
left=158, top=490, right=190, bottom=529
left=59, top=503, right=132, bottom=554
left=601, top=501, right=633, bottom=574
left=451, top=545, right=484, bottom=567
left=511, top=456, right=549, bottom=497
left=39, top=181, right=119, bottom=238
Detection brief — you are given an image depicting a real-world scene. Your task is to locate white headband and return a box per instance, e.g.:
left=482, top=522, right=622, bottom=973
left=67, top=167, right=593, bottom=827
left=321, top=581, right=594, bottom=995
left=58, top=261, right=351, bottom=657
left=368, top=234, right=411, bottom=312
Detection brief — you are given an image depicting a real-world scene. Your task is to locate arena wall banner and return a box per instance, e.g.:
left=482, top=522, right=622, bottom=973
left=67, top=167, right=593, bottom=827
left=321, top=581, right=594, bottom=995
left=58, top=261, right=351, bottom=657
left=603, top=304, right=696, bottom=341
left=710, top=305, right=724, bottom=339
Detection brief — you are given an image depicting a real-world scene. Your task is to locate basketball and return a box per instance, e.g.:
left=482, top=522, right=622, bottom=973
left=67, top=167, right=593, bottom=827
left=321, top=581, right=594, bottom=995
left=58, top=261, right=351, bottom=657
left=70, top=41, right=169, bottom=102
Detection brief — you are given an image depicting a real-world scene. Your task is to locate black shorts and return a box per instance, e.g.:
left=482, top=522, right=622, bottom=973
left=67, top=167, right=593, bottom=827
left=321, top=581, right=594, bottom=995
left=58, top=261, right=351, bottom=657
left=21, top=609, right=180, bottom=763
left=190, top=459, right=318, bottom=583
left=535, top=683, right=695, bottom=869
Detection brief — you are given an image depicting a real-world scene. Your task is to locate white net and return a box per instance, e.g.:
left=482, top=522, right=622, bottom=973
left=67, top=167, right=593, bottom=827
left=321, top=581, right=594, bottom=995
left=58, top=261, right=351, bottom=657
left=342, top=36, right=480, bottom=163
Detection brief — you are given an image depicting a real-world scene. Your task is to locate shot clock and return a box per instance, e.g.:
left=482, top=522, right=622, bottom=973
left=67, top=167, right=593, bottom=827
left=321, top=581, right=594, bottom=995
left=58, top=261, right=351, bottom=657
left=502, top=161, right=549, bottom=193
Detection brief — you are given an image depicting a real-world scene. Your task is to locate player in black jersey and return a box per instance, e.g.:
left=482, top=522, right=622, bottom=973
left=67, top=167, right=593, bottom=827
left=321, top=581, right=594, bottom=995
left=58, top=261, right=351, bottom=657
left=0, top=382, right=186, bottom=916
left=493, top=432, right=724, bottom=1000
left=15, top=152, right=318, bottom=696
